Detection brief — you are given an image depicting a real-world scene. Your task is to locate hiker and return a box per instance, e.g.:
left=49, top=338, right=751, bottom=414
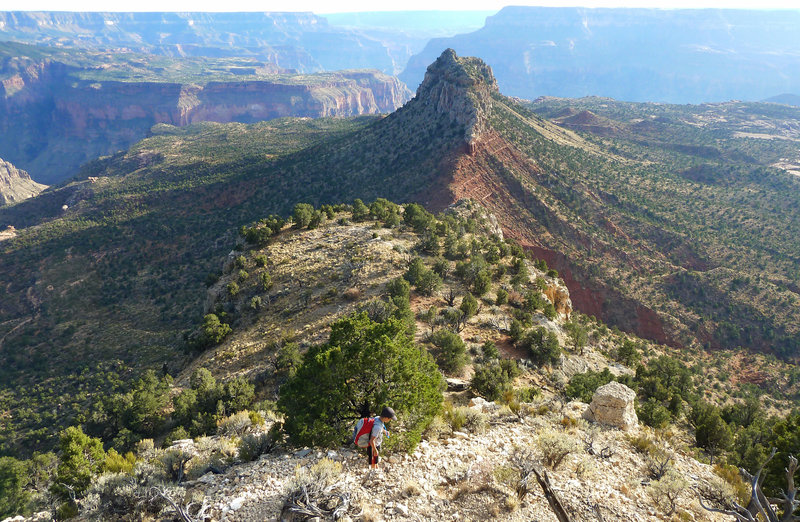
left=352, top=406, right=397, bottom=468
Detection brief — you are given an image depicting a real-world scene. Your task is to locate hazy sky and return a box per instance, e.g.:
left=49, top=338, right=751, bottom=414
left=3, top=0, right=799, bottom=12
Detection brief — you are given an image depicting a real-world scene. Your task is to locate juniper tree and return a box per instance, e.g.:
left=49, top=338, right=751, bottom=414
left=279, top=313, right=444, bottom=451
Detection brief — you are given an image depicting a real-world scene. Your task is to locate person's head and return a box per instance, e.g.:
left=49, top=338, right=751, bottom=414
left=379, top=406, right=397, bottom=423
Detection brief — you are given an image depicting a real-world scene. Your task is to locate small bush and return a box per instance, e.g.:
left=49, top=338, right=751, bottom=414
left=238, top=427, right=280, bottom=462
left=462, top=409, right=488, bottom=434
left=647, top=468, right=688, bottom=516
left=343, top=287, right=361, bottom=301
left=424, top=415, right=450, bottom=440
left=217, top=411, right=253, bottom=437
left=536, top=428, right=580, bottom=469
left=431, top=329, right=468, bottom=374
left=565, top=369, right=614, bottom=403
left=443, top=403, right=468, bottom=432
left=637, top=398, right=671, bottom=429
left=288, top=458, right=342, bottom=492
left=254, top=254, right=268, bottom=267
left=712, top=463, right=749, bottom=506
left=159, top=449, right=193, bottom=483
left=104, top=449, right=136, bottom=474
left=470, top=360, right=519, bottom=401
left=495, top=288, right=508, bottom=305
left=259, top=272, right=273, bottom=291
left=518, top=327, right=561, bottom=367
left=386, top=277, right=410, bottom=300
left=481, top=340, right=500, bottom=361
left=626, top=433, right=659, bottom=456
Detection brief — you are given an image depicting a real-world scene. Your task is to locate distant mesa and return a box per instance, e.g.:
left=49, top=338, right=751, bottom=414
left=762, top=93, right=800, bottom=107
left=0, top=42, right=411, bottom=185
left=400, top=6, right=800, bottom=103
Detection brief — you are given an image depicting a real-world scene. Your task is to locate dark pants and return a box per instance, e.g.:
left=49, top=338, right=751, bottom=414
left=367, top=444, right=379, bottom=465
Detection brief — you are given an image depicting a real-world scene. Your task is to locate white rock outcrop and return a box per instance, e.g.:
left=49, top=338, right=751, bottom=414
left=583, top=381, right=638, bottom=431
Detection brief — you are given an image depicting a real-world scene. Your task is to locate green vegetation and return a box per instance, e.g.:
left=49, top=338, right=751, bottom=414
left=278, top=313, right=445, bottom=451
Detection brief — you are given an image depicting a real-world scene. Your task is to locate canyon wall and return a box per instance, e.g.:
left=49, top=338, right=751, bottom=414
left=0, top=63, right=411, bottom=184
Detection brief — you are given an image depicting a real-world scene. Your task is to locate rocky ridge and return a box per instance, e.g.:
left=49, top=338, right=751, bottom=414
left=414, top=49, right=497, bottom=151
left=0, top=157, right=46, bottom=206
left=146, top=407, right=728, bottom=522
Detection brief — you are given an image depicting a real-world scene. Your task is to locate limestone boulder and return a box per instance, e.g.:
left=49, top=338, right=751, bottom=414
left=583, top=381, right=638, bottom=431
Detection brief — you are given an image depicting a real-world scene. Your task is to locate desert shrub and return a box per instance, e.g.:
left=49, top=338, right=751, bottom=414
left=645, top=452, right=674, bottom=481
left=481, top=340, right=500, bottom=361
left=495, top=288, right=508, bottom=305
left=351, top=198, right=369, bottom=221
left=234, top=255, right=247, bottom=269
left=226, top=281, right=239, bottom=297
left=191, top=438, right=237, bottom=479
left=0, top=457, right=29, bottom=518
left=237, top=269, right=249, bottom=282
left=275, top=342, right=302, bottom=378
left=289, top=458, right=342, bottom=491
left=431, top=329, right=468, bottom=374
left=616, top=339, right=641, bottom=366
left=83, top=468, right=167, bottom=519
left=638, top=398, right=671, bottom=429
left=248, top=410, right=266, bottom=427
left=462, top=409, right=489, bottom=434
left=259, top=271, right=273, bottom=291
left=518, top=327, right=561, bottom=367
left=249, top=296, right=262, bottom=311
left=416, top=269, right=442, bottom=296
left=238, top=426, right=281, bottom=462
left=711, top=463, right=749, bottom=506
left=386, top=277, right=410, bottom=300
left=159, top=449, right=193, bottom=483
left=470, top=360, right=521, bottom=402
left=424, top=415, right=449, bottom=440
left=279, top=313, right=444, bottom=451
left=647, top=468, right=688, bottom=516
left=697, top=473, right=738, bottom=511
left=460, top=293, right=478, bottom=319
left=536, top=428, right=580, bottom=470
left=217, top=411, right=252, bottom=437
left=51, top=426, right=107, bottom=500
left=104, top=449, right=136, bottom=474
left=626, top=433, right=659, bottom=456
left=254, top=254, right=268, bottom=267
left=292, top=203, right=315, bottom=228
left=443, top=404, right=468, bottom=432
left=565, top=369, right=614, bottom=403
